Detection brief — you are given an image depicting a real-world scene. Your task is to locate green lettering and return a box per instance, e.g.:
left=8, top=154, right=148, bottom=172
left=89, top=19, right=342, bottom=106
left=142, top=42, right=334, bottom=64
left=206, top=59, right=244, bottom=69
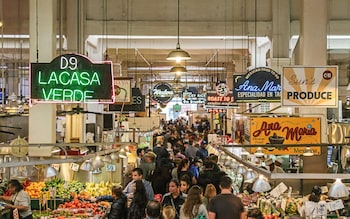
left=59, top=71, right=70, bottom=85
left=90, top=72, right=101, bottom=85
left=70, top=72, right=80, bottom=85
left=42, top=88, right=52, bottom=100
left=63, top=89, right=73, bottom=101
left=38, top=71, right=47, bottom=85
left=48, top=72, right=59, bottom=85
left=74, top=89, right=84, bottom=101
left=80, top=72, right=90, bottom=86
left=52, top=88, right=62, bottom=100
left=84, top=90, right=94, bottom=101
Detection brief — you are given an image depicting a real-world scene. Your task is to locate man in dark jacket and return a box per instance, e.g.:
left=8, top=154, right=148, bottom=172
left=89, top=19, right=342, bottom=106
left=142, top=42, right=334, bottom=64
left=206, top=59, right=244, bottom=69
left=108, top=185, right=128, bottom=219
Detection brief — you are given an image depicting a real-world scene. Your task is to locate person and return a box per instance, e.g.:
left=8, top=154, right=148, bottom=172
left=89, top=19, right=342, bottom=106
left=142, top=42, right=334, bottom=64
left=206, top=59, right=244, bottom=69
left=247, top=208, right=263, bottom=219
left=185, top=140, right=198, bottom=159
left=180, top=185, right=208, bottom=219
left=151, top=158, right=172, bottom=196
left=208, top=176, right=244, bottom=219
left=188, top=157, right=201, bottom=180
left=177, top=158, right=197, bottom=185
left=108, top=185, right=128, bottom=219
left=135, top=148, right=145, bottom=168
left=0, top=179, right=32, bottom=219
left=145, top=200, right=161, bottom=219
left=162, top=179, right=187, bottom=219
left=196, top=143, right=208, bottom=162
left=127, top=180, right=148, bottom=219
left=301, top=186, right=327, bottom=219
left=123, top=168, right=154, bottom=201
left=202, top=184, right=217, bottom=210
left=162, top=205, right=177, bottom=219
left=273, top=157, right=285, bottom=173
left=139, top=151, right=156, bottom=181
left=179, top=175, right=191, bottom=195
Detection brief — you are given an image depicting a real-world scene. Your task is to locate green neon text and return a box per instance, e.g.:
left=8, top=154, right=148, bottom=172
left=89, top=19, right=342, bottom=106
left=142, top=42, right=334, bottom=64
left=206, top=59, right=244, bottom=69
left=42, top=88, right=94, bottom=102
left=38, top=71, right=101, bottom=86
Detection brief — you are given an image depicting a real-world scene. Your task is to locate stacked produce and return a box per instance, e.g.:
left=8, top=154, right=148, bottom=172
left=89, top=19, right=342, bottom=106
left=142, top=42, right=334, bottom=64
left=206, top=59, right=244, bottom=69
left=0, top=178, right=8, bottom=195
left=25, top=182, right=46, bottom=198
left=82, top=181, right=114, bottom=197
left=41, top=178, right=85, bottom=199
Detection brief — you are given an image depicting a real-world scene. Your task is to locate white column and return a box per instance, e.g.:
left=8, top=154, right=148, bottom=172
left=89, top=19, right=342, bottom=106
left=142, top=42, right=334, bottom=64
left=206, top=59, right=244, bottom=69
left=28, top=0, right=56, bottom=154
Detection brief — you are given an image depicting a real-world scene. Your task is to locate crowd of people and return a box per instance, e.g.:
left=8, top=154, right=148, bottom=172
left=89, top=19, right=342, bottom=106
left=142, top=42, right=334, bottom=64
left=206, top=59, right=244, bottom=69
left=107, top=118, right=249, bottom=219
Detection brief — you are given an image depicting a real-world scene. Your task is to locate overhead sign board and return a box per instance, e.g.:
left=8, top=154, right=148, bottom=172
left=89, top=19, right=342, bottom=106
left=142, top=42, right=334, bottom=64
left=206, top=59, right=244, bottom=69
left=282, top=66, right=338, bottom=107
left=182, top=90, right=206, bottom=104
left=109, top=88, right=145, bottom=112
left=152, top=82, right=174, bottom=103
left=250, top=117, right=321, bottom=155
left=30, top=54, right=114, bottom=103
left=233, top=67, right=281, bottom=102
left=206, top=91, right=237, bottom=106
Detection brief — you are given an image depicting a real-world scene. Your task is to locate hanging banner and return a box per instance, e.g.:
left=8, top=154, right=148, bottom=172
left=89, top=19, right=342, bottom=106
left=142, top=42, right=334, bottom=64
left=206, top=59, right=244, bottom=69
left=30, top=54, right=114, bottom=103
left=250, top=117, right=321, bottom=155
left=282, top=66, right=338, bottom=107
left=233, top=67, right=281, bottom=102
left=109, top=88, right=145, bottom=112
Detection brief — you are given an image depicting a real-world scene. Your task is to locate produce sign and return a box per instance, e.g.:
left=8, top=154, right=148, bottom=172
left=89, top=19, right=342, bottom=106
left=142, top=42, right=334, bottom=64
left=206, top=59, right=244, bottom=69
left=282, top=66, right=338, bottom=107
left=30, top=54, right=114, bottom=103
left=233, top=67, right=281, bottom=102
left=250, top=117, right=321, bottom=155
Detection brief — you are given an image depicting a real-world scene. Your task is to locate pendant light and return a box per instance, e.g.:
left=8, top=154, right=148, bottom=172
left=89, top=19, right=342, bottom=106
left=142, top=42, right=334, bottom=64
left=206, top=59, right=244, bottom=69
left=166, top=0, right=191, bottom=62
left=252, top=175, right=271, bottom=193
left=303, top=147, right=314, bottom=157
left=170, top=65, right=187, bottom=74
left=328, top=178, right=349, bottom=198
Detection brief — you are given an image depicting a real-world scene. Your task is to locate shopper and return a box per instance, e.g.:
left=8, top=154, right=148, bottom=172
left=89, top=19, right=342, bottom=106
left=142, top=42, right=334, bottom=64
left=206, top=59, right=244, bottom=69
left=108, top=185, right=128, bottom=219
left=127, top=180, right=148, bottom=219
left=123, top=168, right=154, bottom=201
left=179, top=185, right=208, bottom=219
left=0, top=179, right=32, bottom=219
left=179, top=175, right=191, bottom=195
left=202, top=184, right=217, bottom=210
left=162, top=179, right=187, bottom=219
left=145, top=200, right=161, bottom=219
left=177, top=158, right=197, bottom=185
left=208, top=176, right=244, bottom=219
left=247, top=208, right=263, bottom=219
left=162, top=205, right=177, bottom=219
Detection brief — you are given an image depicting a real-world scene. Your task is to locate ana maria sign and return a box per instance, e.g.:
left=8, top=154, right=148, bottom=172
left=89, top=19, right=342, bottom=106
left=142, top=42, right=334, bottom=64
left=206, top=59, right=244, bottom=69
left=30, top=54, right=114, bottom=103
left=233, top=67, right=281, bottom=102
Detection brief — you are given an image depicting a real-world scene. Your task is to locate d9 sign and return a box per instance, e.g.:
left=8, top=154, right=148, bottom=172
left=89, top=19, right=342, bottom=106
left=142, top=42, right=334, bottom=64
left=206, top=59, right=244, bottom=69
left=30, top=54, right=114, bottom=103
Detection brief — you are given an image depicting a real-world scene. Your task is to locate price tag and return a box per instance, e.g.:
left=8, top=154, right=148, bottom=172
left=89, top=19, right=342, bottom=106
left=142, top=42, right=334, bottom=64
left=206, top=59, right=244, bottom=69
left=270, top=182, right=288, bottom=197
left=320, top=186, right=328, bottom=194
left=51, top=164, right=60, bottom=171
left=327, top=199, right=344, bottom=211
left=70, top=163, right=79, bottom=172
left=106, top=164, right=116, bottom=172
left=281, top=198, right=287, bottom=211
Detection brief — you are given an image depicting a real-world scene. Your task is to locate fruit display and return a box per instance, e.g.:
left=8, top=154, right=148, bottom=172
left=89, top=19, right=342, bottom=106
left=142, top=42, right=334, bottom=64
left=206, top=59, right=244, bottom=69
left=82, top=181, right=115, bottom=197
left=25, top=181, right=46, bottom=198
left=0, top=178, right=8, bottom=196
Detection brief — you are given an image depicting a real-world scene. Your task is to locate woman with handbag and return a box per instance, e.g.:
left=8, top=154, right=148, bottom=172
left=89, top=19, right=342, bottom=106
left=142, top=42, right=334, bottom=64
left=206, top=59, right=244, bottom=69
left=0, top=179, right=32, bottom=219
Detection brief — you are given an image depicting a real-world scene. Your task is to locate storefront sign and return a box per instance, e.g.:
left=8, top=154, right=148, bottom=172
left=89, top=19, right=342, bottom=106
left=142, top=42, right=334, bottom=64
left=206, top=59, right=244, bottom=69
left=233, top=67, right=281, bottom=102
left=109, top=88, right=145, bottom=112
left=206, top=91, right=237, bottom=106
left=152, top=82, right=174, bottom=103
left=282, top=66, right=338, bottom=107
left=182, top=90, right=206, bottom=104
left=30, top=54, right=114, bottom=103
left=250, top=117, right=321, bottom=155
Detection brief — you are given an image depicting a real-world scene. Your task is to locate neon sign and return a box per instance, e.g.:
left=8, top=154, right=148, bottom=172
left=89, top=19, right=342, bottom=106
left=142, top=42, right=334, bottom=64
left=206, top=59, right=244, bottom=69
left=30, top=54, right=114, bottom=103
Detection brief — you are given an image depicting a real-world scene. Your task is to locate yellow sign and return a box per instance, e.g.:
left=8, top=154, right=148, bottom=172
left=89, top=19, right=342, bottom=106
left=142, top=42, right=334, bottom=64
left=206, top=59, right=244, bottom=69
left=282, top=66, right=338, bottom=107
left=250, top=117, right=321, bottom=155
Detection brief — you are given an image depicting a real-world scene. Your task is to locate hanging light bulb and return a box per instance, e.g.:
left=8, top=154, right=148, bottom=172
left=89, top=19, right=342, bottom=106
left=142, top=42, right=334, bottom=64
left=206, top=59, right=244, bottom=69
left=170, top=65, right=187, bottom=74
left=245, top=169, right=257, bottom=181
left=328, top=178, right=349, bottom=198
left=237, top=164, right=246, bottom=174
left=92, top=156, right=105, bottom=169
left=80, top=159, right=93, bottom=171
left=303, top=147, right=314, bottom=157
left=46, top=166, right=57, bottom=178
left=252, top=175, right=271, bottom=192
left=254, top=147, right=265, bottom=157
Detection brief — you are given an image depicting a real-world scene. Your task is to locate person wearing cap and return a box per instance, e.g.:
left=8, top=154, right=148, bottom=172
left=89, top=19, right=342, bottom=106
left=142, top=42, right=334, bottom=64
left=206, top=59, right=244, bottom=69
left=265, top=157, right=285, bottom=173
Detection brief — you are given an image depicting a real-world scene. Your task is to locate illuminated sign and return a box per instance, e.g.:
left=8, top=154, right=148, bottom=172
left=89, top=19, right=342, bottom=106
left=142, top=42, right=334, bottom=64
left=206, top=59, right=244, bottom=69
left=30, top=54, right=114, bottom=103
left=109, top=88, right=145, bottom=112
left=250, top=117, right=321, bottom=155
left=182, top=90, right=206, bottom=104
left=233, top=67, right=281, bottom=102
left=152, top=82, right=174, bottom=103
left=282, top=66, right=338, bottom=107
left=207, top=109, right=227, bottom=113
left=206, top=91, right=237, bottom=105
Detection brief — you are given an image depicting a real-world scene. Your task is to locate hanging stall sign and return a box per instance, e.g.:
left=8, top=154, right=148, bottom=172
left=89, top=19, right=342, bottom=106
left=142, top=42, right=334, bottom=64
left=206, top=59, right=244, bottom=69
left=233, top=67, right=281, bottom=102
left=207, top=108, right=227, bottom=113
left=109, top=88, right=145, bottom=112
left=250, top=117, right=321, bottom=155
left=282, top=66, right=338, bottom=107
left=152, top=82, right=174, bottom=103
left=206, top=91, right=237, bottom=106
left=30, top=54, right=114, bottom=103
left=114, top=77, right=132, bottom=104
left=182, top=90, right=206, bottom=104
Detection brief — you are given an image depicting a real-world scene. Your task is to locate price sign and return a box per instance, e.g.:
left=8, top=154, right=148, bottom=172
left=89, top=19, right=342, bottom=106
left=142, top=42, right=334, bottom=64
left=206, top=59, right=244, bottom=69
left=270, top=182, right=288, bottom=197
left=320, top=186, right=328, bottom=194
left=327, top=199, right=344, bottom=211
left=70, top=163, right=79, bottom=172
left=106, top=164, right=116, bottom=172
left=51, top=164, right=60, bottom=171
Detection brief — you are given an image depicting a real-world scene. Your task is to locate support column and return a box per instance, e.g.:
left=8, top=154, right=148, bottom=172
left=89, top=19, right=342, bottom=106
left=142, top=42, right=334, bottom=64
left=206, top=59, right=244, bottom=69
left=298, top=0, right=328, bottom=193
left=28, top=0, right=56, bottom=154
